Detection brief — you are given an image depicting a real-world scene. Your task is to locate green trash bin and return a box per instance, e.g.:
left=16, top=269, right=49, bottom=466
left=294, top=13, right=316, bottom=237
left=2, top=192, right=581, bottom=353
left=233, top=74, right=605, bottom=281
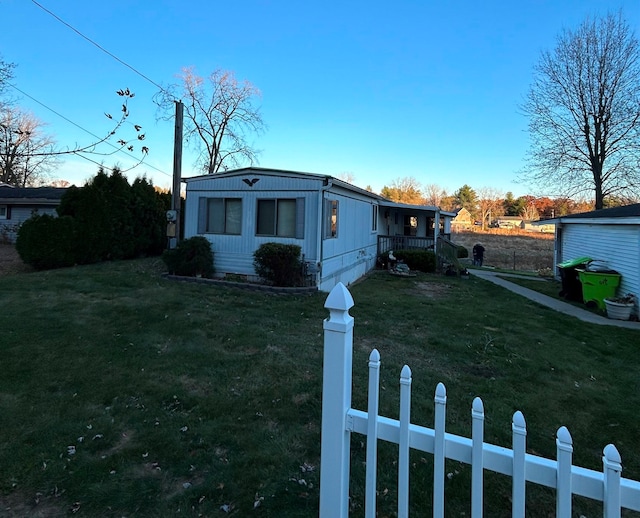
left=576, top=267, right=621, bottom=310
left=557, top=256, right=592, bottom=301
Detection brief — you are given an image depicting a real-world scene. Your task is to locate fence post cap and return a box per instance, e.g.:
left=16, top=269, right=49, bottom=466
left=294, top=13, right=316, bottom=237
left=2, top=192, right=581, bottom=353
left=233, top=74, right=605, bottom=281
left=400, top=364, right=412, bottom=382
left=512, top=410, right=527, bottom=434
left=556, top=426, right=573, bottom=450
left=603, top=444, right=622, bottom=465
left=472, top=396, right=484, bottom=415
left=434, top=382, right=447, bottom=403
left=324, top=282, right=354, bottom=311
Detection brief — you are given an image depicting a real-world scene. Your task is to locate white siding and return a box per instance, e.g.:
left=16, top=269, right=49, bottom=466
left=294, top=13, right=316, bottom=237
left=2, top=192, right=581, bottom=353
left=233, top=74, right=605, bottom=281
left=0, top=206, right=58, bottom=243
left=186, top=189, right=320, bottom=277
left=184, top=171, right=384, bottom=290
left=318, top=187, right=379, bottom=291
left=561, top=223, right=640, bottom=300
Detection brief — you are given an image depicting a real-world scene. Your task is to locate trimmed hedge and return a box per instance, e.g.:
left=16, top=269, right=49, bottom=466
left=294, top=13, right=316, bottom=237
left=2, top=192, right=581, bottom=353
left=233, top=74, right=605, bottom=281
left=16, top=214, right=77, bottom=270
left=253, top=243, right=303, bottom=287
left=16, top=166, right=170, bottom=270
left=392, top=249, right=436, bottom=273
left=162, top=236, right=214, bottom=278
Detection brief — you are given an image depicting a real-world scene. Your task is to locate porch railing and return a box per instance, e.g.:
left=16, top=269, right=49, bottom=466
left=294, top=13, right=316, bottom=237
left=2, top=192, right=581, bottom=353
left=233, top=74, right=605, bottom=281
left=377, top=235, right=436, bottom=257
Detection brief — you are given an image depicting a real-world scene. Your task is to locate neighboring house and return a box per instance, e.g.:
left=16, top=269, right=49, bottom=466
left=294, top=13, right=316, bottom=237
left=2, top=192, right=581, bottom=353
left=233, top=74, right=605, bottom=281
left=493, top=215, right=524, bottom=228
left=451, top=207, right=472, bottom=230
left=522, top=221, right=555, bottom=233
left=547, top=203, right=640, bottom=305
left=183, top=167, right=454, bottom=291
left=0, top=186, right=67, bottom=243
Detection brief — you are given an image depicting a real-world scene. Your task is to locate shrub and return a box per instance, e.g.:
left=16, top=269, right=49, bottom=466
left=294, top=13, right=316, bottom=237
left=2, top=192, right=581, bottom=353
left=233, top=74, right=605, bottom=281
left=58, top=167, right=169, bottom=264
left=162, top=236, right=214, bottom=278
left=456, top=245, right=469, bottom=258
left=16, top=214, right=77, bottom=270
left=253, top=243, right=303, bottom=286
left=393, top=249, right=436, bottom=273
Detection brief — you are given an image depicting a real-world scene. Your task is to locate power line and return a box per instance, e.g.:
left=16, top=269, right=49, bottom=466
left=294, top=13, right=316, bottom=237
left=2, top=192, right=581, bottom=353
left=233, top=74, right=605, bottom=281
left=6, top=82, right=171, bottom=177
left=30, top=0, right=170, bottom=96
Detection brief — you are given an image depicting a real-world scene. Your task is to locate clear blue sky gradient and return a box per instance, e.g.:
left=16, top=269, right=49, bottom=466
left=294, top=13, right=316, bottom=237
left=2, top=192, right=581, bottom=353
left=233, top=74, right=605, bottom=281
left=1, top=0, right=639, bottom=197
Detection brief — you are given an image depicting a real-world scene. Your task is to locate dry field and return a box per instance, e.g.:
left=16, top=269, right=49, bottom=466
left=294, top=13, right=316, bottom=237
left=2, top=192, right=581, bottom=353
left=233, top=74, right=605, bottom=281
left=452, top=229, right=555, bottom=272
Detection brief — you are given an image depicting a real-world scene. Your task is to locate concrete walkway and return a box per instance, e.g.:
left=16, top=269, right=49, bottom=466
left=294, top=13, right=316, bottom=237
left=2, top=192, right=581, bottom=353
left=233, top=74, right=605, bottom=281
left=469, top=269, right=640, bottom=330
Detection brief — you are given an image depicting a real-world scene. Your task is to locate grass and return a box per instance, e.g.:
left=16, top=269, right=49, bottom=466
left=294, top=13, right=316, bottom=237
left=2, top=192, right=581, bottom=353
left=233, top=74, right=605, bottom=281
left=0, top=258, right=639, bottom=516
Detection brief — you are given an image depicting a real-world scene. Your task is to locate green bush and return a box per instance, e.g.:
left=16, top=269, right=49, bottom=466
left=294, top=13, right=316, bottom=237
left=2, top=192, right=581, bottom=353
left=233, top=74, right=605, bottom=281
left=393, top=249, right=436, bottom=273
left=162, top=236, right=214, bottom=278
left=253, top=243, right=303, bottom=286
left=456, top=245, right=469, bottom=258
left=58, top=167, right=169, bottom=264
left=16, top=214, right=78, bottom=270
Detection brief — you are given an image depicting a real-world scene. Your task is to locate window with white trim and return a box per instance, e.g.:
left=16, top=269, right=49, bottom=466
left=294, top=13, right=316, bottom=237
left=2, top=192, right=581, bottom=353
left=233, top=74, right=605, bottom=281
left=371, top=205, right=378, bottom=232
left=0, top=205, right=7, bottom=220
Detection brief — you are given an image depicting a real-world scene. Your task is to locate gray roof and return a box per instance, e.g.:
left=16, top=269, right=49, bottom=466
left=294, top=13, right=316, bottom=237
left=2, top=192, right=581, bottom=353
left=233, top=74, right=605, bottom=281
left=560, top=203, right=640, bottom=219
left=184, top=167, right=455, bottom=215
left=0, top=186, right=67, bottom=203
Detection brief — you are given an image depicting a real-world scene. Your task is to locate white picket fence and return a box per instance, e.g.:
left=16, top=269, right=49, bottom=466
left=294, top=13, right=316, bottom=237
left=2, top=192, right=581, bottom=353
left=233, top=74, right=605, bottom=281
left=319, top=283, right=640, bottom=517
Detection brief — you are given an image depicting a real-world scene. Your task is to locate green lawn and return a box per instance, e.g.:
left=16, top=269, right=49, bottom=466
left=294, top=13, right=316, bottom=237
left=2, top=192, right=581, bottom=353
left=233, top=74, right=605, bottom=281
left=0, top=259, right=638, bottom=516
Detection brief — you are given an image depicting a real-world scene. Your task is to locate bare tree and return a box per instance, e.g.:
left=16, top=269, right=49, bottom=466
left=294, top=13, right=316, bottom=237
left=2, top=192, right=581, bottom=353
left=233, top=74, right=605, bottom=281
left=522, top=12, right=640, bottom=209
left=423, top=183, right=447, bottom=207
left=156, top=67, right=265, bottom=174
left=337, top=171, right=356, bottom=184
left=476, top=187, right=503, bottom=229
left=0, top=87, right=148, bottom=185
left=0, top=57, right=16, bottom=109
left=380, top=176, right=424, bottom=204
left=0, top=108, right=59, bottom=187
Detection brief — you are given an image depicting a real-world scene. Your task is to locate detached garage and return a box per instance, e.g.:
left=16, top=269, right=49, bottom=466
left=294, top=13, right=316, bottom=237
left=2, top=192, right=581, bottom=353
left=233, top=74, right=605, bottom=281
left=551, top=203, right=640, bottom=309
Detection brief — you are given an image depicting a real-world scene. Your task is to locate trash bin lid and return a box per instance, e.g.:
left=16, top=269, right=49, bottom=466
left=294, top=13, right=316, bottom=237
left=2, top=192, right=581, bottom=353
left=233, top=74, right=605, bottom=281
left=585, top=260, right=615, bottom=273
left=558, top=256, right=592, bottom=268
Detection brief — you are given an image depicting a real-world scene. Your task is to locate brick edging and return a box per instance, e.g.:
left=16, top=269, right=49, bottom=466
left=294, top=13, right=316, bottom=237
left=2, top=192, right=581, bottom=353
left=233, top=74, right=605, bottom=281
left=161, top=273, right=318, bottom=294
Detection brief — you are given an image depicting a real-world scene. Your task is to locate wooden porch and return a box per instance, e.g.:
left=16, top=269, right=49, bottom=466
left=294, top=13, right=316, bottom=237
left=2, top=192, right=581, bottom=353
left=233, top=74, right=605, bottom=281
left=377, top=234, right=462, bottom=274
left=377, top=234, right=451, bottom=256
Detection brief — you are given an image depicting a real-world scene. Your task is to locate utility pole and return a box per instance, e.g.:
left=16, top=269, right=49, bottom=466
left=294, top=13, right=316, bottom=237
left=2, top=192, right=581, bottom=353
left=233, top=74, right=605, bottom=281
left=169, top=100, right=184, bottom=248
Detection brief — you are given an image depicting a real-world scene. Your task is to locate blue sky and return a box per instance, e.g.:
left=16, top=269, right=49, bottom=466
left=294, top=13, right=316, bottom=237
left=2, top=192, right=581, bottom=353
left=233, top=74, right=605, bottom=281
left=1, top=0, right=639, bottom=197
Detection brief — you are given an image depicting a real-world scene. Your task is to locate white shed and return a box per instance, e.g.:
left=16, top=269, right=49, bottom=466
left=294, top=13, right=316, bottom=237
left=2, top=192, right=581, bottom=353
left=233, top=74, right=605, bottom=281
left=551, top=203, right=640, bottom=304
left=183, top=168, right=452, bottom=291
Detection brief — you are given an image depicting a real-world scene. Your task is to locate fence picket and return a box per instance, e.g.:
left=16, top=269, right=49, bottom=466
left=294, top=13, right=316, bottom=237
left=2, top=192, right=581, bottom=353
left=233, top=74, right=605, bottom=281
left=603, top=444, right=622, bottom=518
left=433, top=382, right=447, bottom=518
left=365, top=349, right=381, bottom=518
left=556, top=426, right=573, bottom=517
left=319, top=284, right=640, bottom=518
left=512, top=411, right=527, bottom=518
left=398, top=365, right=412, bottom=518
left=471, top=397, right=485, bottom=518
